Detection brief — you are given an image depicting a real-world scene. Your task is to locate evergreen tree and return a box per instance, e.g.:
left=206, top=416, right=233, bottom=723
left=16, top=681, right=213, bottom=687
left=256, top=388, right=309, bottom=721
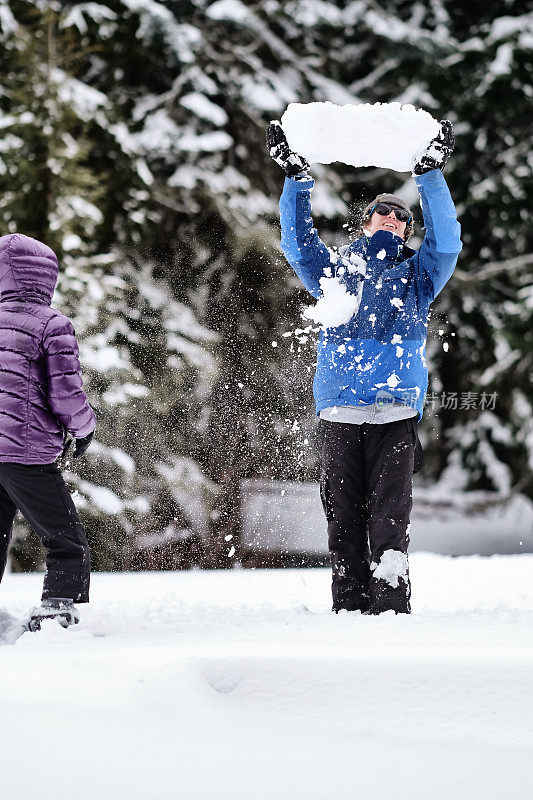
left=0, top=1, right=218, bottom=569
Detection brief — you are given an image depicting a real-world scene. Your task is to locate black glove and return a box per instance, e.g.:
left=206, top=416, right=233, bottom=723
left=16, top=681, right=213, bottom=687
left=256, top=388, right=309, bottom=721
left=74, top=431, right=94, bottom=459
left=266, top=120, right=310, bottom=178
left=61, top=433, right=74, bottom=460
left=413, top=119, right=455, bottom=175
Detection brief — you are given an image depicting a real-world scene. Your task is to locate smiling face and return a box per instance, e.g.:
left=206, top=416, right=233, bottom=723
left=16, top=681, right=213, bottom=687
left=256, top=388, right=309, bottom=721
left=365, top=206, right=407, bottom=239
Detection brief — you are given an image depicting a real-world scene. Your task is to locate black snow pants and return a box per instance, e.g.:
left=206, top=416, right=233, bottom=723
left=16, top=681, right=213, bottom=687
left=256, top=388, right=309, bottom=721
left=319, top=418, right=415, bottom=615
left=0, top=462, right=90, bottom=602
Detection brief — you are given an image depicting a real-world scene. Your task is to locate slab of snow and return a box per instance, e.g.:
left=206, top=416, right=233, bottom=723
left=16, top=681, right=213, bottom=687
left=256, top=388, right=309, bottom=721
left=281, top=101, right=440, bottom=172
left=1, top=560, right=533, bottom=800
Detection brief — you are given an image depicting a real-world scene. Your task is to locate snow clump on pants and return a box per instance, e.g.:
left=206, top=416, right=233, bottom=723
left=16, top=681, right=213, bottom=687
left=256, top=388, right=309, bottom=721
left=370, top=549, right=409, bottom=589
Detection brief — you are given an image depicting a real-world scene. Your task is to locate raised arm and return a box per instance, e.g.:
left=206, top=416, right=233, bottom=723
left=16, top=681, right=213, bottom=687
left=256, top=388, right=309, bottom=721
left=414, top=170, right=462, bottom=298
left=412, top=120, right=462, bottom=300
left=279, top=177, right=332, bottom=298
left=43, top=314, right=96, bottom=439
left=267, top=121, right=330, bottom=298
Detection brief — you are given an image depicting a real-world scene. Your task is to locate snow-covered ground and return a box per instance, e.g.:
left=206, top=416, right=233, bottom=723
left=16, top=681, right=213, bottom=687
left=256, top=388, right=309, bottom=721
left=1, top=555, right=533, bottom=800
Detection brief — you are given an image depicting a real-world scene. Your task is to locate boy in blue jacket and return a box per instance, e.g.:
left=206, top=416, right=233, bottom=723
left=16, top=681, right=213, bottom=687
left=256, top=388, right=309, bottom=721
left=267, top=119, right=461, bottom=614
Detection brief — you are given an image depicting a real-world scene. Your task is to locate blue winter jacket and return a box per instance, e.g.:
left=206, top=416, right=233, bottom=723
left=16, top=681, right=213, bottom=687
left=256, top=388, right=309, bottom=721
left=279, top=169, right=462, bottom=420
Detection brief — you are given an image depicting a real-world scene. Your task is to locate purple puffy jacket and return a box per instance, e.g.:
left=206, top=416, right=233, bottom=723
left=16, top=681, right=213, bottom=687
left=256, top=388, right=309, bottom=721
left=0, top=233, right=96, bottom=464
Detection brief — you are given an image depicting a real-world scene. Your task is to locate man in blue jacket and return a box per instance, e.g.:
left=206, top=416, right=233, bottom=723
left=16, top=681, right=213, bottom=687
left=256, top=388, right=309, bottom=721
left=267, top=119, right=462, bottom=614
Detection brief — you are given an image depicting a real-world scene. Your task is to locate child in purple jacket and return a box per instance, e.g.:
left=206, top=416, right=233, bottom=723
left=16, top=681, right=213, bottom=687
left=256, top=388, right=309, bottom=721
left=0, top=233, right=96, bottom=630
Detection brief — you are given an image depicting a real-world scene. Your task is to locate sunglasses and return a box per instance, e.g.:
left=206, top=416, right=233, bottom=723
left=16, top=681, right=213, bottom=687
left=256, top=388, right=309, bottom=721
left=371, top=203, right=412, bottom=224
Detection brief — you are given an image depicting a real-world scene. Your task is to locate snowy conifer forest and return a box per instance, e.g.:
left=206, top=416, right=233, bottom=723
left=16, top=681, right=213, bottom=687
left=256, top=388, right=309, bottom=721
left=0, top=0, right=530, bottom=571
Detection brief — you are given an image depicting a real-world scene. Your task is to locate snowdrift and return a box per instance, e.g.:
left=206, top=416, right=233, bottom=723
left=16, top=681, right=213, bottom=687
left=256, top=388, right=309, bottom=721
left=1, top=561, right=533, bottom=800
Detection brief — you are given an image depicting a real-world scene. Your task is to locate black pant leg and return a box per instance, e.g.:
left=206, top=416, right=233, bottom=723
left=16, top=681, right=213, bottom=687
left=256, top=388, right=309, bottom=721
left=0, top=480, right=18, bottom=583
left=364, top=420, right=413, bottom=614
left=320, top=421, right=370, bottom=612
left=0, top=462, right=90, bottom=603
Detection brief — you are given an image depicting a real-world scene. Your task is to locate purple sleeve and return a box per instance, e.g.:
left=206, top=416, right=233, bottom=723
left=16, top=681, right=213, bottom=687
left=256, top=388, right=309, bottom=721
left=43, top=314, right=96, bottom=438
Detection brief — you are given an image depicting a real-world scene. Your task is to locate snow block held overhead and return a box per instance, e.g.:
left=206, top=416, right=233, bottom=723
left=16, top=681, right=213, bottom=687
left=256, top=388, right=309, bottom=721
left=281, top=102, right=441, bottom=172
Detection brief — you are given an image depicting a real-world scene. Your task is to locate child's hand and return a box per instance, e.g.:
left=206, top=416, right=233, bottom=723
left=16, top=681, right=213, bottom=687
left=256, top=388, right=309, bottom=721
left=61, top=434, right=74, bottom=459
left=74, top=431, right=94, bottom=458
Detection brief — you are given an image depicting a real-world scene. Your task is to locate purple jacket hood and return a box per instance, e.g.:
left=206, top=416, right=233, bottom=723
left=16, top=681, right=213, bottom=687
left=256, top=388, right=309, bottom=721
left=0, top=233, right=58, bottom=305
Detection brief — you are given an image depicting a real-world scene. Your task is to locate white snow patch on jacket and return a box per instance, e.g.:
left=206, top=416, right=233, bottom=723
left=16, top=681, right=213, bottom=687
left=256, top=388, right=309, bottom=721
left=303, top=276, right=361, bottom=328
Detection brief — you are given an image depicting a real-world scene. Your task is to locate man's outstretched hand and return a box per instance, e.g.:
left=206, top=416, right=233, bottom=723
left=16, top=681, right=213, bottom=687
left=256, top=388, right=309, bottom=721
left=266, top=120, right=310, bottom=178
left=413, top=119, right=455, bottom=176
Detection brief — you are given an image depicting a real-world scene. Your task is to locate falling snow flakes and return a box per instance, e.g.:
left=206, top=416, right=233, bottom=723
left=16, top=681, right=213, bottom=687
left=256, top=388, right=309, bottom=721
left=390, top=297, right=404, bottom=309
left=377, top=249, right=386, bottom=260
left=396, top=346, right=404, bottom=358
left=391, top=334, right=403, bottom=344
left=337, top=344, right=347, bottom=354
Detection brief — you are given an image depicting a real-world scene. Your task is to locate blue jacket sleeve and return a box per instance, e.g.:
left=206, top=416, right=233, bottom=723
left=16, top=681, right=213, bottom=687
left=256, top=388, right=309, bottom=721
left=279, top=176, right=331, bottom=298
left=414, top=169, right=462, bottom=300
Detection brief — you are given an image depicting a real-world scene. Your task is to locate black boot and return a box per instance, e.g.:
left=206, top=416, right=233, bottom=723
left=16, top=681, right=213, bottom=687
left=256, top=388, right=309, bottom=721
left=367, top=550, right=411, bottom=614
left=27, top=598, right=80, bottom=632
